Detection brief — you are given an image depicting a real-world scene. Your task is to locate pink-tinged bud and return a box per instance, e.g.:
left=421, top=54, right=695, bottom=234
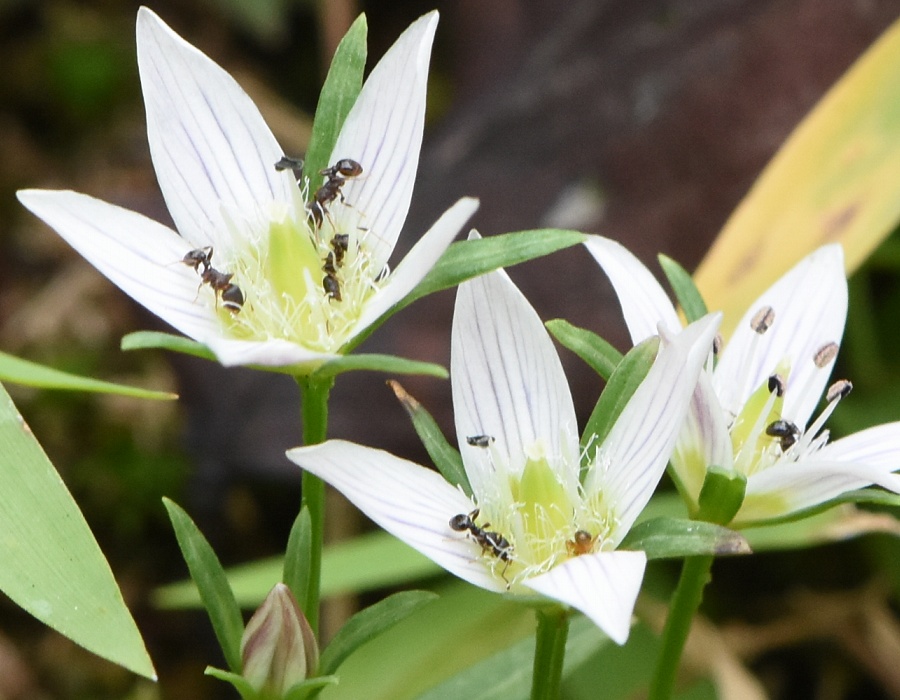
left=241, top=583, right=318, bottom=695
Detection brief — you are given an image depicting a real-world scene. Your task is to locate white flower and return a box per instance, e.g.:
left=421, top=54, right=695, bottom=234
left=17, top=8, right=477, bottom=368
left=287, top=265, right=719, bottom=643
left=585, top=238, right=900, bottom=525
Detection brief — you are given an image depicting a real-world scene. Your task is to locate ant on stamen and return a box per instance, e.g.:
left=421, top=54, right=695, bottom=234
left=307, top=158, right=363, bottom=228
left=449, top=508, right=513, bottom=583
left=323, top=272, right=342, bottom=302
left=765, top=419, right=800, bottom=452
left=566, top=530, right=596, bottom=557
left=331, top=233, right=350, bottom=267
left=181, top=246, right=213, bottom=273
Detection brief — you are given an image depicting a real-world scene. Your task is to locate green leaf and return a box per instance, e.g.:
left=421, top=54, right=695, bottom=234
left=303, top=14, right=367, bottom=194
left=312, top=353, right=447, bottom=380
left=0, top=381, right=155, bottom=678
left=388, top=380, right=470, bottom=497
left=416, top=614, right=608, bottom=700
left=581, top=337, right=659, bottom=463
left=695, top=467, right=747, bottom=525
left=545, top=319, right=623, bottom=381
left=319, top=591, right=438, bottom=676
left=658, top=254, right=708, bottom=324
left=403, top=229, right=587, bottom=309
left=0, top=350, right=177, bottom=399
left=619, top=517, right=750, bottom=559
left=284, top=676, right=340, bottom=700
left=154, top=530, right=442, bottom=609
left=163, top=498, right=244, bottom=672
left=283, top=507, right=312, bottom=622
left=121, top=330, right=217, bottom=361
left=205, top=667, right=257, bottom=700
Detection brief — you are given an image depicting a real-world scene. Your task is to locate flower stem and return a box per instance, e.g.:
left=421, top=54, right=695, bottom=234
left=648, top=555, right=714, bottom=700
left=530, top=606, right=570, bottom=700
left=297, top=375, right=334, bottom=635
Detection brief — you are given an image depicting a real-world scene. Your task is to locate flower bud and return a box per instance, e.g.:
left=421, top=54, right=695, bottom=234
left=241, top=583, right=318, bottom=696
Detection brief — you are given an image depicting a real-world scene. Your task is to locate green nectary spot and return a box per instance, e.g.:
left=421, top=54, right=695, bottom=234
left=730, top=364, right=788, bottom=474
left=266, top=217, right=321, bottom=301
left=513, top=446, right=572, bottom=563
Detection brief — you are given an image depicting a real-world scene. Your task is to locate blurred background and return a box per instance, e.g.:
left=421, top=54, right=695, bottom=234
left=2, top=0, right=900, bottom=697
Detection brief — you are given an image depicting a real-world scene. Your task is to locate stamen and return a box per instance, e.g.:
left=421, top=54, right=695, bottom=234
left=751, top=306, right=775, bottom=334
left=826, top=379, right=852, bottom=403
left=795, top=379, right=852, bottom=455
left=814, top=342, right=839, bottom=368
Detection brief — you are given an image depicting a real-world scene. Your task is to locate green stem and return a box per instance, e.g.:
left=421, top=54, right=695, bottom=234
left=530, top=606, right=570, bottom=700
left=648, top=555, right=714, bottom=700
left=297, top=375, right=334, bottom=635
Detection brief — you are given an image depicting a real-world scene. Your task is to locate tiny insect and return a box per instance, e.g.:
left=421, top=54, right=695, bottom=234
left=566, top=530, right=596, bottom=557
left=201, top=267, right=244, bottom=313
left=182, top=246, right=213, bottom=272
left=466, top=435, right=495, bottom=448
left=320, top=158, right=363, bottom=180
left=765, top=419, right=800, bottom=452
left=449, top=508, right=513, bottom=582
left=274, top=155, right=305, bottom=173
left=331, top=233, right=350, bottom=267
left=308, top=158, right=364, bottom=228
left=323, top=272, right=342, bottom=302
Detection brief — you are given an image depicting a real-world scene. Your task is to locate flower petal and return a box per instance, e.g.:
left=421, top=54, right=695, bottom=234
left=714, top=245, right=847, bottom=426
left=588, top=314, right=721, bottom=537
left=351, top=197, right=479, bottom=337
left=739, top=458, right=900, bottom=523
left=817, top=423, right=900, bottom=467
left=285, top=440, right=506, bottom=593
left=328, top=12, right=438, bottom=272
left=583, top=235, right=681, bottom=343
left=17, top=189, right=222, bottom=342
left=524, top=550, right=646, bottom=644
left=136, top=7, right=294, bottom=250
left=204, top=337, right=336, bottom=368
left=672, top=370, right=734, bottom=504
left=451, top=267, right=580, bottom=502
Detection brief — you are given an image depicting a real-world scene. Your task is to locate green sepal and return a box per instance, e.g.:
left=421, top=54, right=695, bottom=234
left=618, top=516, right=750, bottom=559
left=0, top=381, right=155, bottom=679
left=580, top=337, right=659, bottom=471
left=346, top=229, right=587, bottom=352
left=318, top=590, right=438, bottom=676
left=658, top=254, right=708, bottom=324
left=204, top=667, right=257, bottom=700
left=302, top=15, right=367, bottom=194
left=121, top=330, right=216, bottom=361
left=205, top=667, right=339, bottom=700
left=695, top=466, right=747, bottom=525
left=0, top=349, right=177, bottom=400
left=163, top=497, right=244, bottom=673
left=283, top=507, right=312, bottom=623
left=284, top=677, right=341, bottom=700
left=311, top=354, right=447, bottom=380
left=388, top=380, right=471, bottom=497
left=545, top=319, right=622, bottom=381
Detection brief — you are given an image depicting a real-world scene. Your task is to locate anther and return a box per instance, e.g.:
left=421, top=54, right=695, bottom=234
left=767, top=374, right=786, bottom=397
left=826, top=379, right=852, bottom=403
left=813, top=342, right=839, bottom=368
left=751, top=306, right=775, bottom=334
left=713, top=333, right=723, bottom=356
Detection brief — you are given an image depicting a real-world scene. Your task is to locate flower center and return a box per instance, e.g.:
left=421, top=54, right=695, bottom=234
left=205, top=192, right=384, bottom=353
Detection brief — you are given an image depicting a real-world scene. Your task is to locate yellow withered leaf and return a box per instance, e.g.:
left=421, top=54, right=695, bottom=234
left=695, top=16, right=900, bottom=336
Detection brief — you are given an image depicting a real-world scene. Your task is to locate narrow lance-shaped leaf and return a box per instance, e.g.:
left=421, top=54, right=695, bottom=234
left=312, top=354, right=447, bottom=380
left=283, top=507, right=312, bottom=622
left=388, top=380, right=471, bottom=497
left=163, top=498, right=244, bottom=673
left=545, top=318, right=623, bottom=381
left=0, top=349, right=177, bottom=400
left=658, top=254, right=708, bottom=324
left=618, top=517, right=750, bottom=559
left=122, top=330, right=217, bottom=362
left=580, top=337, right=659, bottom=468
left=303, top=14, right=368, bottom=190
left=318, top=590, right=439, bottom=676
left=0, top=381, right=155, bottom=679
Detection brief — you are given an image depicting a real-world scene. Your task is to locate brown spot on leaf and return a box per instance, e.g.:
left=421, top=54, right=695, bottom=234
left=821, top=202, right=860, bottom=241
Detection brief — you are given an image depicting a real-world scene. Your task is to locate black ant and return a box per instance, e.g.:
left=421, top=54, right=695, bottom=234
left=307, top=158, right=363, bottom=228
left=181, top=246, right=243, bottom=313
left=331, top=233, right=349, bottom=267
left=274, top=155, right=304, bottom=173
left=322, top=272, right=341, bottom=302
left=449, top=509, right=513, bottom=582
left=466, top=435, right=495, bottom=448
left=765, top=419, right=800, bottom=452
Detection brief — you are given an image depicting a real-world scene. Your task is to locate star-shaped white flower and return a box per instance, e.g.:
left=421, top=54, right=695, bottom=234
left=585, top=238, right=900, bottom=525
left=17, top=8, right=477, bottom=368
left=287, top=265, right=719, bottom=643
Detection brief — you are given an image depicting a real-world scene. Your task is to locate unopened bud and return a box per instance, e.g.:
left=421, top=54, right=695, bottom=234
left=241, top=583, right=318, bottom=695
